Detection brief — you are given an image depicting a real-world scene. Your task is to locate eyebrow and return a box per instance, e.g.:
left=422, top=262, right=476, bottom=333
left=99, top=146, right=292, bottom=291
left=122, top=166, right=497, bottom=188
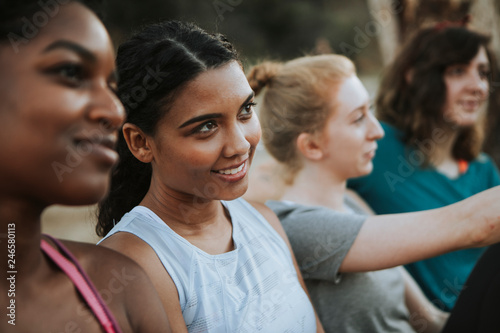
left=43, top=40, right=97, bottom=64
left=44, top=40, right=118, bottom=83
left=178, top=92, right=255, bottom=129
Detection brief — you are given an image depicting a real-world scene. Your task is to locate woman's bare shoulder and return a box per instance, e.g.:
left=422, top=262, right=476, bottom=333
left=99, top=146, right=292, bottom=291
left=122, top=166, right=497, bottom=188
left=57, top=238, right=172, bottom=332
left=56, top=238, right=149, bottom=286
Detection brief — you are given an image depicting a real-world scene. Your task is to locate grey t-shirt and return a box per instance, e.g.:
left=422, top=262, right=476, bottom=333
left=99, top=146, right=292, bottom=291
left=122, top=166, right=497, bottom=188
left=267, top=197, right=415, bottom=333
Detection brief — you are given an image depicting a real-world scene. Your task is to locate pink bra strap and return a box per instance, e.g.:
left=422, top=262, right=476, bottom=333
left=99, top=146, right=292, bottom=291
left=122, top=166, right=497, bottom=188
left=40, top=237, right=121, bottom=333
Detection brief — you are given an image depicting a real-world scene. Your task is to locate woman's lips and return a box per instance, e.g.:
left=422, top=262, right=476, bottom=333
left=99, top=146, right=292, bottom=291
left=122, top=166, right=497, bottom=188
left=211, top=160, right=248, bottom=182
left=364, top=144, right=378, bottom=159
left=72, top=135, right=118, bottom=167
left=459, top=100, right=481, bottom=112
left=365, top=150, right=376, bottom=159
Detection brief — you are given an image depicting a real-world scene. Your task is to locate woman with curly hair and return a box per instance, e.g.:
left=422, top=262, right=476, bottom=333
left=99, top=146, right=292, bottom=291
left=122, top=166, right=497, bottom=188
left=348, top=20, right=500, bottom=311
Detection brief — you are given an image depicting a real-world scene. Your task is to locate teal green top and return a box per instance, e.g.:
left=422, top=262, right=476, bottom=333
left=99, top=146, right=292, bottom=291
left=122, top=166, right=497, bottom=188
left=348, top=122, right=500, bottom=311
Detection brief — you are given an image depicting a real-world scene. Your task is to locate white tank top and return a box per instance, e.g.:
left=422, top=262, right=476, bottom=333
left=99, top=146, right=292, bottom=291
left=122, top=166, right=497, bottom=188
left=100, top=198, right=316, bottom=333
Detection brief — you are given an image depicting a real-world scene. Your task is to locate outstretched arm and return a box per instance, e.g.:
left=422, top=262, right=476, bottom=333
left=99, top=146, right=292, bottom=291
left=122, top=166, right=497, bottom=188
left=341, top=185, right=500, bottom=272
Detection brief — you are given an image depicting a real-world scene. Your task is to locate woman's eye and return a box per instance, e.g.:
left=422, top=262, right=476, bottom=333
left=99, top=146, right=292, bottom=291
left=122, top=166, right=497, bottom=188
left=49, top=63, right=84, bottom=85
left=240, top=102, right=256, bottom=118
left=447, top=66, right=465, bottom=76
left=479, top=69, right=491, bottom=79
left=354, top=113, right=365, bottom=123
left=196, top=121, right=218, bottom=134
left=352, top=107, right=369, bottom=124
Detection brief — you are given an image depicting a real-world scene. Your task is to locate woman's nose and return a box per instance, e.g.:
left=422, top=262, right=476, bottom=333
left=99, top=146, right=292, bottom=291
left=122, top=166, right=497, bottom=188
left=223, top=123, right=251, bottom=158
left=88, top=83, right=126, bottom=131
left=367, top=113, right=384, bottom=140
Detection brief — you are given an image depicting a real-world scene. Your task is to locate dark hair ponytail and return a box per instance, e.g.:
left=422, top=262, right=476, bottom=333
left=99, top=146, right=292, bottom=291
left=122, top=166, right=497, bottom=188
left=96, top=20, right=240, bottom=237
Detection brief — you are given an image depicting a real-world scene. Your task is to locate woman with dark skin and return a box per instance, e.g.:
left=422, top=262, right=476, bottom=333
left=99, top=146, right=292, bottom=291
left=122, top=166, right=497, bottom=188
left=0, top=2, right=171, bottom=332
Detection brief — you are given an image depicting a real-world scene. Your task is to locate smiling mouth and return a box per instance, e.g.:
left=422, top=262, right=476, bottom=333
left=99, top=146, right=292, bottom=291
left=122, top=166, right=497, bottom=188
left=73, top=135, right=117, bottom=150
left=459, top=99, right=483, bottom=109
left=214, top=162, right=245, bottom=175
left=70, top=134, right=119, bottom=168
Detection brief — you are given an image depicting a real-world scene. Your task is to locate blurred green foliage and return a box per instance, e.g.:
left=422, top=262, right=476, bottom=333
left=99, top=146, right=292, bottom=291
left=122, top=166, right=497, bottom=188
left=103, top=0, right=382, bottom=74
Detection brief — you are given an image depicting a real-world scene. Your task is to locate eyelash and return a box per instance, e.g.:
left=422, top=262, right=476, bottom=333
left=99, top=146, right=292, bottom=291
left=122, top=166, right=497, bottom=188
left=446, top=66, right=491, bottom=80
left=240, top=102, right=256, bottom=118
left=354, top=113, right=365, bottom=123
left=479, top=69, right=491, bottom=79
left=195, top=121, right=217, bottom=134
left=192, top=102, right=256, bottom=136
left=49, top=63, right=85, bottom=86
left=353, top=103, right=373, bottom=124
left=448, top=67, right=465, bottom=75
left=47, top=62, right=119, bottom=96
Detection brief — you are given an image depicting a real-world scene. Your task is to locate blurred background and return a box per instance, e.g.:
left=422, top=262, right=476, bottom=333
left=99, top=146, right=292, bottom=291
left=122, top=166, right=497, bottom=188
left=42, top=0, right=500, bottom=242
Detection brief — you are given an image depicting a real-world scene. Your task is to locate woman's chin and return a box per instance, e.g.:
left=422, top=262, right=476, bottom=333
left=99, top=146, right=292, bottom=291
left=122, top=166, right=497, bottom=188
left=54, top=182, right=109, bottom=206
left=59, top=192, right=106, bottom=206
left=217, top=182, right=249, bottom=201
left=444, top=112, right=482, bottom=128
left=350, top=165, right=373, bottom=179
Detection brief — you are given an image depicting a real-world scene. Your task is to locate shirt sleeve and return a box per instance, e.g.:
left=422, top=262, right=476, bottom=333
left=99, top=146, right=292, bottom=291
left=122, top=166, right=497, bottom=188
left=266, top=201, right=366, bottom=283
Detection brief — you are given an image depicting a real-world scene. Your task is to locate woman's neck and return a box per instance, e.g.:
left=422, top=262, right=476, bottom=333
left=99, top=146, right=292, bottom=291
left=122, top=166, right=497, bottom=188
left=140, top=180, right=230, bottom=234
left=428, top=128, right=458, bottom=165
left=281, top=163, right=347, bottom=211
left=140, top=180, right=235, bottom=255
left=428, top=129, right=460, bottom=178
left=0, top=198, right=46, bottom=282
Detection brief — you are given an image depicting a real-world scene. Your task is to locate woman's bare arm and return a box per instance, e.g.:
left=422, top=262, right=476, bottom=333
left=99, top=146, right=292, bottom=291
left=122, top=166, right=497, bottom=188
left=341, top=186, right=500, bottom=272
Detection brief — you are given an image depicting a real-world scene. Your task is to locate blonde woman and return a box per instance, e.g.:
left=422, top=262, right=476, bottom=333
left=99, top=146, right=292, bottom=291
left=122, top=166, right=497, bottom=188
left=248, top=54, right=500, bottom=333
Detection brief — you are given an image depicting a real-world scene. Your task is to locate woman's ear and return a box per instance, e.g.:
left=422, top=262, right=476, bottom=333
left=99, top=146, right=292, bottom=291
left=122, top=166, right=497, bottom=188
left=296, top=132, right=323, bottom=161
left=122, top=123, right=153, bottom=163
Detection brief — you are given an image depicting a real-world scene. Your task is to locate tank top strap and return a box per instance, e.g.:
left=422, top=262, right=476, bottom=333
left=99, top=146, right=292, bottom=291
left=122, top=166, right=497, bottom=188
left=41, top=234, right=122, bottom=333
